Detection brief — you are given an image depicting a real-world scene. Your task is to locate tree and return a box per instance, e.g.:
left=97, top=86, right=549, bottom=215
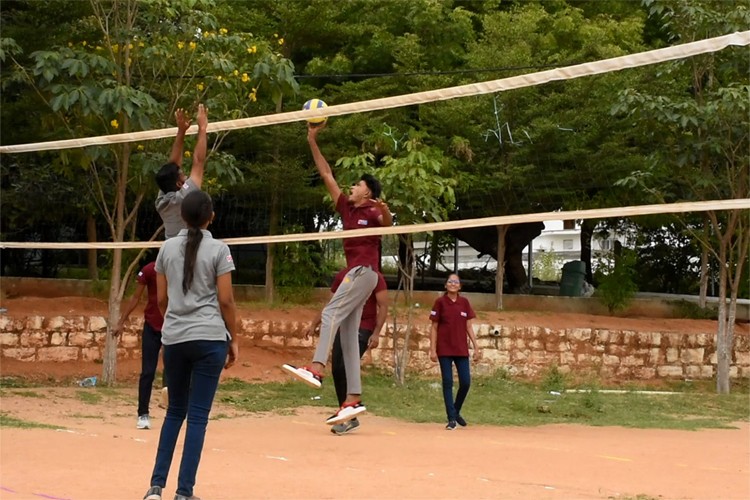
left=615, top=0, right=749, bottom=393
left=2, top=0, right=291, bottom=384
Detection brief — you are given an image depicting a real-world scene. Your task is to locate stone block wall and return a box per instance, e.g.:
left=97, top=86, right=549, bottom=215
left=1, top=315, right=749, bottom=380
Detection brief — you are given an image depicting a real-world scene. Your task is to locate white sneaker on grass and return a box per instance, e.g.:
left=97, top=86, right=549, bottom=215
left=137, top=414, right=151, bottom=430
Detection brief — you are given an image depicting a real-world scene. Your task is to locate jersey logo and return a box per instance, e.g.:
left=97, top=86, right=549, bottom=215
left=430, top=310, right=437, bottom=316
left=460, top=311, right=468, bottom=317
left=357, top=219, right=369, bottom=226
left=226, top=255, right=233, bottom=263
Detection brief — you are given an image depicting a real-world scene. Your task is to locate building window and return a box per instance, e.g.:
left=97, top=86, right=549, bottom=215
left=563, top=239, right=574, bottom=250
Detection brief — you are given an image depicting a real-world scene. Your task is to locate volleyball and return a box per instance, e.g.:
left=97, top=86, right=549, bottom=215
left=303, top=98, right=328, bottom=124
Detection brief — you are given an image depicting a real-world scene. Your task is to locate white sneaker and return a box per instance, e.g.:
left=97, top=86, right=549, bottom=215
left=326, top=402, right=366, bottom=425
left=281, top=364, right=323, bottom=389
left=137, top=415, right=151, bottom=429
left=159, top=387, right=168, bottom=409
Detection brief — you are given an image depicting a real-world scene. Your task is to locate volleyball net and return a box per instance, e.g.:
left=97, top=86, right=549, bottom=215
left=0, top=31, right=748, bottom=267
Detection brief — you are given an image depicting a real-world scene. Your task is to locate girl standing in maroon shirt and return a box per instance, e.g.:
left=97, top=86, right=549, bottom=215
left=429, top=274, right=480, bottom=430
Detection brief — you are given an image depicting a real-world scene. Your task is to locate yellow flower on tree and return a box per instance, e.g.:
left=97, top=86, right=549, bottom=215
left=233, top=69, right=239, bottom=76
left=246, top=46, right=257, bottom=54
left=110, top=119, right=119, bottom=129
left=241, top=73, right=250, bottom=83
left=189, top=41, right=197, bottom=51
left=278, top=38, right=284, bottom=45
left=248, top=92, right=257, bottom=102
left=137, top=144, right=145, bottom=151
left=177, top=41, right=185, bottom=50
left=219, top=28, right=228, bottom=35
left=184, top=151, right=192, bottom=158
left=196, top=82, right=205, bottom=91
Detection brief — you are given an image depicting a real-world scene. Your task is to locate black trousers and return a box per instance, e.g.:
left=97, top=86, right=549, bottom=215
left=331, top=327, right=373, bottom=406
left=137, top=322, right=164, bottom=416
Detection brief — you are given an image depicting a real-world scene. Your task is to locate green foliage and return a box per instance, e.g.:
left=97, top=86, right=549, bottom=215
left=672, top=300, right=718, bottom=320
left=337, top=128, right=458, bottom=225
left=594, top=248, right=638, bottom=314
left=273, top=225, right=332, bottom=304
left=540, top=364, right=567, bottom=392
left=532, top=250, right=563, bottom=282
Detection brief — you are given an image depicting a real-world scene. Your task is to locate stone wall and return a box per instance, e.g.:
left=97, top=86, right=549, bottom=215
left=2, top=314, right=749, bottom=380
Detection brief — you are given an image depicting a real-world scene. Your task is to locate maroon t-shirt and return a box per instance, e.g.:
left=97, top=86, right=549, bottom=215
left=335, top=192, right=382, bottom=270
left=331, top=268, right=387, bottom=331
left=137, top=262, right=164, bottom=331
left=429, top=294, right=475, bottom=357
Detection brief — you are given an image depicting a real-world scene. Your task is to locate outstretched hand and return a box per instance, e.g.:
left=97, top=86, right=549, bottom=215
left=196, top=104, right=208, bottom=130
left=307, top=121, right=327, bottom=140
left=175, top=108, right=191, bottom=132
left=371, top=198, right=390, bottom=215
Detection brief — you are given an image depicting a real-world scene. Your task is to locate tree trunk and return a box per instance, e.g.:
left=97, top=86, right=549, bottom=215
left=394, top=235, right=415, bottom=385
left=495, top=225, right=507, bottom=310
left=102, top=249, right=123, bottom=385
left=715, top=243, right=730, bottom=394
left=265, top=190, right=279, bottom=303
left=86, top=214, right=98, bottom=280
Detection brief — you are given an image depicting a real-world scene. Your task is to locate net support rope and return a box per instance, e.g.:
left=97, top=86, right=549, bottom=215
left=0, top=31, right=748, bottom=154
left=2, top=199, right=748, bottom=250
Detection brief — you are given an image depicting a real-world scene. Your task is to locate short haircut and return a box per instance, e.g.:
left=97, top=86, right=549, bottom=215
left=155, top=162, right=180, bottom=193
left=360, top=173, right=382, bottom=199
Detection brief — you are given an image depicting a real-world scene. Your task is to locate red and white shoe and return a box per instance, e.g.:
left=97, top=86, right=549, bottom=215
left=326, top=401, right=367, bottom=425
left=281, top=364, right=323, bottom=389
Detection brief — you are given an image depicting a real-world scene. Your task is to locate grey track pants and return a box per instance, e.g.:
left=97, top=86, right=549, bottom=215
left=313, top=265, right=378, bottom=395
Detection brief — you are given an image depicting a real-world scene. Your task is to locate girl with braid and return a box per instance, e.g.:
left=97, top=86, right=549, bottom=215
left=144, top=190, right=238, bottom=500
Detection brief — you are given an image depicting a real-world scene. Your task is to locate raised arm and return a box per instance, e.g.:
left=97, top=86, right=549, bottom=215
left=373, top=199, right=393, bottom=226
left=168, top=108, right=191, bottom=167
left=188, top=103, right=208, bottom=190
left=307, top=123, right=342, bottom=202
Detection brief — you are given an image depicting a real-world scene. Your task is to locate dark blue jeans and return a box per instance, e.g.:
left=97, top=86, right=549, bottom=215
left=150, top=340, right=227, bottom=497
left=331, top=328, right=372, bottom=406
left=438, top=356, right=471, bottom=422
left=138, top=322, right=163, bottom=416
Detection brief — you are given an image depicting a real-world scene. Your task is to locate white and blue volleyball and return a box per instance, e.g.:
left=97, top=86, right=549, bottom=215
left=302, top=98, right=328, bottom=124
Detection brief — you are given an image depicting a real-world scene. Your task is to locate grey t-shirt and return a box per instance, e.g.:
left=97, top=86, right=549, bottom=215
left=155, top=229, right=235, bottom=345
left=155, top=180, right=199, bottom=239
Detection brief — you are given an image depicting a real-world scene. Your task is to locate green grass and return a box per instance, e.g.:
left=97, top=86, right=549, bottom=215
left=217, top=369, right=750, bottom=430
left=0, top=412, right=58, bottom=429
left=0, top=376, right=37, bottom=389
left=75, top=389, right=103, bottom=404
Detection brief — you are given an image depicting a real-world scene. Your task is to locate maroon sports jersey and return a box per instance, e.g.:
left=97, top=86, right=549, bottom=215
left=136, top=262, right=164, bottom=331
left=429, top=294, right=475, bottom=357
left=336, top=192, right=382, bottom=270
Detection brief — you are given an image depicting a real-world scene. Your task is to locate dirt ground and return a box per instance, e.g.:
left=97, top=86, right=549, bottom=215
left=1, top=296, right=749, bottom=499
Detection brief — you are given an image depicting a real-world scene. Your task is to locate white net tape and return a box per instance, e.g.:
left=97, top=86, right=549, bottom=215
left=1, top=31, right=748, bottom=154
left=1, top=199, right=747, bottom=250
